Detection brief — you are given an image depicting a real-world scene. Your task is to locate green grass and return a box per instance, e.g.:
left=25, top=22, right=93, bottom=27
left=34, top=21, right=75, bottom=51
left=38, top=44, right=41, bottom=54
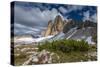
left=37, top=39, right=97, bottom=63
left=92, top=35, right=97, bottom=43
left=55, top=51, right=88, bottom=62
left=38, top=39, right=89, bottom=53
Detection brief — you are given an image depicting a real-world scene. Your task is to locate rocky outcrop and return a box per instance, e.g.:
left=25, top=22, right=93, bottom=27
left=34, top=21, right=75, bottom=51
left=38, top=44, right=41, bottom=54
left=82, top=20, right=97, bottom=28
left=23, top=50, right=60, bottom=65
left=43, top=15, right=66, bottom=37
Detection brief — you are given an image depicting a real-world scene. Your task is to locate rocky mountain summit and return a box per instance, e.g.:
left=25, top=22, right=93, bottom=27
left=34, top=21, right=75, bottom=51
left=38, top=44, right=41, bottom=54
left=40, top=15, right=97, bottom=45
left=42, top=15, right=97, bottom=37
left=42, top=15, right=67, bottom=37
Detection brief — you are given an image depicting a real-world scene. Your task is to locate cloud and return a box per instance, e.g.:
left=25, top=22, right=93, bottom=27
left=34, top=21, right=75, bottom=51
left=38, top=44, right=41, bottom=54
left=66, top=6, right=84, bottom=13
left=83, top=11, right=90, bottom=22
left=58, top=5, right=84, bottom=15
left=14, top=23, right=41, bottom=35
left=67, top=5, right=84, bottom=12
left=83, top=11, right=97, bottom=22
left=14, top=4, right=62, bottom=35
left=58, top=6, right=68, bottom=14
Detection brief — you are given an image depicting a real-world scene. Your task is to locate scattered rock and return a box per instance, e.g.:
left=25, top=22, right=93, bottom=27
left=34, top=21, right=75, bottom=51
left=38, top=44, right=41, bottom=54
left=23, top=50, right=59, bottom=65
left=88, top=52, right=97, bottom=57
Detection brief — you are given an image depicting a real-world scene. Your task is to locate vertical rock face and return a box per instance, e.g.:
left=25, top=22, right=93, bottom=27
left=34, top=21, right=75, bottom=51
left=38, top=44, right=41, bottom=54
left=44, top=20, right=53, bottom=37
left=51, top=15, right=64, bottom=35
left=54, top=15, right=64, bottom=32
left=43, top=15, right=66, bottom=37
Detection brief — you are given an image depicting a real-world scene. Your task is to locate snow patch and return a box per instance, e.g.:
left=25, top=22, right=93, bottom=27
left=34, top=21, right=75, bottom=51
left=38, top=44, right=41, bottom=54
left=14, top=35, right=54, bottom=44
left=85, top=36, right=95, bottom=45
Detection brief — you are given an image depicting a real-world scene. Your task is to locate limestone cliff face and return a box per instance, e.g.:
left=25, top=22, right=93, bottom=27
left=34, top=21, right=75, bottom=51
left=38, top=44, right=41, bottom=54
left=44, top=20, right=53, bottom=37
left=51, top=15, right=64, bottom=35
left=43, top=15, right=66, bottom=37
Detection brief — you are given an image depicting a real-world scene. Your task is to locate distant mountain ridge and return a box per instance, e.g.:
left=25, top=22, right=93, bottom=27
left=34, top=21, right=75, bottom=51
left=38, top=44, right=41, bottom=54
left=41, top=15, right=97, bottom=45
left=42, top=15, right=97, bottom=37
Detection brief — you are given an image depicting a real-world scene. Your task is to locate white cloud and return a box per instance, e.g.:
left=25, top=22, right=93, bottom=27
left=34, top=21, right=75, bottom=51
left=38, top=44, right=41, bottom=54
left=15, top=5, right=60, bottom=25
left=83, top=11, right=90, bottom=22
left=14, top=23, right=41, bottom=35
left=58, top=6, right=68, bottom=14
left=83, top=11, right=97, bottom=22
left=66, top=6, right=84, bottom=13
left=58, top=6, right=84, bottom=14
left=14, top=5, right=62, bottom=35
left=70, top=6, right=84, bottom=11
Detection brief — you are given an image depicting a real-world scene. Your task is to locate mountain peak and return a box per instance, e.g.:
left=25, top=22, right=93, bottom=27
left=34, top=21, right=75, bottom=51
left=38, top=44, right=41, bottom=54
left=42, top=15, right=65, bottom=37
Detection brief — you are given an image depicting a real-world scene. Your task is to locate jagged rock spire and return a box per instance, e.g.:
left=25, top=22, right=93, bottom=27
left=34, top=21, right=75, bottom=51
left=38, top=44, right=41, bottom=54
left=43, top=15, right=65, bottom=37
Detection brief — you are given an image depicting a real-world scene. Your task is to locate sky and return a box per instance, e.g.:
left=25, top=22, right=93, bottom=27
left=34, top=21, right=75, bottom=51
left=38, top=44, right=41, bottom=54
left=13, top=1, right=97, bottom=36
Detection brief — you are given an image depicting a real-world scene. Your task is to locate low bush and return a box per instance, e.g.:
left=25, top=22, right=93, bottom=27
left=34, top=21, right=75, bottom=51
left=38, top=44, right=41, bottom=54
left=38, top=39, right=89, bottom=53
